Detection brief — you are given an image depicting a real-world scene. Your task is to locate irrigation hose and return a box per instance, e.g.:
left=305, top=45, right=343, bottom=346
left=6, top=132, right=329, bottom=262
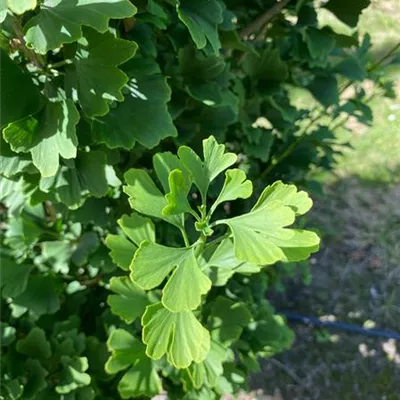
left=281, top=311, right=400, bottom=341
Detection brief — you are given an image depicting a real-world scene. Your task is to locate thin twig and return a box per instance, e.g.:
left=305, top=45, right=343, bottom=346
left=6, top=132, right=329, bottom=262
left=269, top=358, right=307, bottom=389
left=240, top=0, right=291, bottom=38
left=12, top=18, right=44, bottom=67
left=79, top=274, right=103, bottom=287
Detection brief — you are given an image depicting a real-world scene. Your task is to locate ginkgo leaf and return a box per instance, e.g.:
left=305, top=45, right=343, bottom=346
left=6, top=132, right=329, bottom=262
left=106, top=235, right=135, bottom=271
left=16, top=327, right=51, bottom=360
left=208, top=296, right=251, bottom=345
left=107, top=277, right=150, bottom=324
left=153, top=152, right=189, bottom=193
left=216, top=197, right=320, bottom=265
left=0, top=2, right=7, bottom=23
left=247, top=300, right=294, bottom=357
left=0, top=256, right=33, bottom=298
left=163, top=169, right=192, bottom=216
left=118, top=213, right=155, bottom=246
left=24, top=0, right=137, bottom=54
left=131, top=241, right=211, bottom=312
left=177, top=0, right=223, bottom=54
left=7, top=0, right=36, bottom=14
left=105, top=213, right=154, bottom=270
left=324, top=0, right=370, bottom=27
left=253, top=180, right=313, bottom=216
left=91, top=57, right=177, bottom=149
left=0, top=137, right=33, bottom=178
left=3, top=100, right=79, bottom=177
left=106, top=329, right=162, bottom=398
left=0, top=49, right=43, bottom=129
left=205, top=238, right=261, bottom=286
left=142, top=303, right=210, bottom=368
left=55, top=356, right=91, bottom=394
left=210, top=169, right=253, bottom=214
left=178, top=136, right=237, bottom=201
left=69, top=28, right=137, bottom=117
left=39, top=150, right=108, bottom=208
left=187, top=340, right=231, bottom=389
left=123, top=169, right=184, bottom=229
left=12, top=275, right=60, bottom=318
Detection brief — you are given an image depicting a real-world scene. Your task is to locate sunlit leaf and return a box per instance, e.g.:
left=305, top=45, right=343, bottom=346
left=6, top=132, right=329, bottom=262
left=178, top=136, right=237, bottom=200
left=131, top=242, right=211, bottom=312
left=3, top=100, right=79, bottom=177
left=25, top=0, right=137, bottom=53
left=69, top=28, right=137, bottom=117
left=211, top=169, right=252, bottom=214
left=123, top=168, right=184, bottom=229
left=163, top=169, right=192, bottom=216
left=142, top=303, right=210, bottom=368
left=91, top=57, right=177, bottom=148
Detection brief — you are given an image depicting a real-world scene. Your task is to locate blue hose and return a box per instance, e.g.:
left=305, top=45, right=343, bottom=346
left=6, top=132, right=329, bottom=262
left=281, top=311, right=400, bottom=340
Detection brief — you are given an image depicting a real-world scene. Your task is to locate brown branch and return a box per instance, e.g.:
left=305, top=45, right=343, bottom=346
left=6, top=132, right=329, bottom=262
left=12, top=18, right=44, bottom=68
left=78, top=274, right=103, bottom=287
left=240, top=0, right=291, bottom=38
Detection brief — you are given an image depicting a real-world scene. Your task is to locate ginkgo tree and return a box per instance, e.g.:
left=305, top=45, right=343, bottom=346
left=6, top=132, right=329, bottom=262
left=1, top=0, right=393, bottom=398
left=105, top=136, right=319, bottom=396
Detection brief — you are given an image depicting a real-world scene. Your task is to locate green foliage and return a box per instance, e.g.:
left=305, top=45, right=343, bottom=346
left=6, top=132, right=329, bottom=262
left=1, top=0, right=396, bottom=397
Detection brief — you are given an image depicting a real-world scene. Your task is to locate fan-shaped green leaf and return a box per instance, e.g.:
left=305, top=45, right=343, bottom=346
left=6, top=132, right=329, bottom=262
left=153, top=151, right=188, bottom=193
left=39, top=150, right=108, bottom=208
left=106, top=235, right=135, bottom=271
left=25, top=0, right=137, bottom=54
left=205, top=238, right=260, bottom=286
left=107, top=277, right=150, bottom=324
left=91, top=57, right=177, bottom=148
left=177, top=0, right=223, bottom=53
left=13, top=275, right=60, bottom=318
left=55, top=356, right=91, bottom=394
left=0, top=256, right=33, bottom=298
left=142, top=303, right=210, bottom=368
left=163, top=169, right=192, bottom=216
left=178, top=136, right=237, bottom=201
left=324, top=0, right=370, bottom=27
left=105, top=213, right=154, bottom=271
left=211, top=169, right=252, bottom=214
left=118, top=213, right=155, bottom=246
left=131, top=242, right=211, bottom=312
left=217, top=195, right=319, bottom=265
left=187, top=340, right=231, bottom=389
left=69, top=29, right=137, bottom=117
left=7, top=0, right=36, bottom=14
left=123, top=168, right=184, bottom=229
left=16, top=327, right=51, bottom=360
left=253, top=181, right=313, bottom=216
left=3, top=100, right=79, bottom=178
left=208, top=297, right=251, bottom=346
left=106, top=329, right=163, bottom=398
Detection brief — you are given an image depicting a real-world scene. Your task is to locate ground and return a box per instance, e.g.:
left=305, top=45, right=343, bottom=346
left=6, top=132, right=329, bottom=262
left=245, top=1, right=400, bottom=399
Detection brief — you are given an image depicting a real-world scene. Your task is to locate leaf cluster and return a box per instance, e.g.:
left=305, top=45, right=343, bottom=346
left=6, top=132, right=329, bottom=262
left=1, top=0, right=397, bottom=398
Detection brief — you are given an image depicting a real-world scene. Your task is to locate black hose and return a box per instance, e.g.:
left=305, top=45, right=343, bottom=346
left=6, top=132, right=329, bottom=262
left=281, top=311, right=400, bottom=340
